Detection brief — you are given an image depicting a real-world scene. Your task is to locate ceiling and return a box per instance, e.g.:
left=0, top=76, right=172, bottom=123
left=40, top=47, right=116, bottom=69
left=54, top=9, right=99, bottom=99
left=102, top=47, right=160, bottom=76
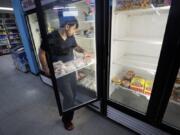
left=0, top=0, right=12, bottom=7
left=0, top=0, right=13, bottom=13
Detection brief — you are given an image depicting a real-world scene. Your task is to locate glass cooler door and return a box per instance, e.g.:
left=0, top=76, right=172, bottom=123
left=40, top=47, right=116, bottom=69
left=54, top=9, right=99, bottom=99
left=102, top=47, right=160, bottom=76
left=27, top=13, right=42, bottom=70
left=109, top=0, right=171, bottom=113
left=42, top=0, right=97, bottom=112
left=163, top=69, right=180, bottom=130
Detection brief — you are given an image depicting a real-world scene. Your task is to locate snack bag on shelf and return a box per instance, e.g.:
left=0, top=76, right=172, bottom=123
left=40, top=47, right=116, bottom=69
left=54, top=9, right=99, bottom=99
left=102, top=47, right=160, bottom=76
left=112, top=76, right=122, bottom=85
left=144, top=80, right=153, bottom=95
left=130, top=76, right=145, bottom=93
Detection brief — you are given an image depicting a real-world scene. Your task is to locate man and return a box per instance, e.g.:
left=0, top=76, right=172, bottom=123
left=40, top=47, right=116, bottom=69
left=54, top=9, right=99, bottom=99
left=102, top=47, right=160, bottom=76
left=39, top=16, right=90, bottom=130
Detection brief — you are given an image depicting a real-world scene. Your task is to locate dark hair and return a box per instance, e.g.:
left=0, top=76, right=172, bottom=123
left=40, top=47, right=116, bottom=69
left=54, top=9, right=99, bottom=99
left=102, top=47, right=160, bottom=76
left=59, top=16, right=79, bottom=29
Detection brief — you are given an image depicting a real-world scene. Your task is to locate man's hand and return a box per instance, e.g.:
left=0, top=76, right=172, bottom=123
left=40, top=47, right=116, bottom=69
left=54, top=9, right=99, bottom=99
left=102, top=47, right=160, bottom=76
left=84, top=51, right=92, bottom=58
left=42, top=65, right=50, bottom=76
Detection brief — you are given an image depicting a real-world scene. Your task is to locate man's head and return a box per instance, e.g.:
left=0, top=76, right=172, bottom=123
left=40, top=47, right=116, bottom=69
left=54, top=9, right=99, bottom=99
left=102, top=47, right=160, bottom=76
left=59, top=16, right=79, bottom=37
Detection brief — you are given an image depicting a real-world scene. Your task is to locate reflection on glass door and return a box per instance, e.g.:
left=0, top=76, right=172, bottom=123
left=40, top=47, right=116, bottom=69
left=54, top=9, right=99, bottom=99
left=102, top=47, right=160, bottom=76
left=41, top=0, right=97, bottom=111
left=109, top=0, right=171, bottom=113
left=163, top=69, right=180, bottom=129
left=27, top=13, right=42, bottom=70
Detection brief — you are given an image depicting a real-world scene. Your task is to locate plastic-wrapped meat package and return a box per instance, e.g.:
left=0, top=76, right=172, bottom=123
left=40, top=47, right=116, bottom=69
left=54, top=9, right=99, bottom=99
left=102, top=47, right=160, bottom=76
left=74, top=58, right=86, bottom=68
left=53, top=61, right=66, bottom=75
left=64, top=62, right=76, bottom=73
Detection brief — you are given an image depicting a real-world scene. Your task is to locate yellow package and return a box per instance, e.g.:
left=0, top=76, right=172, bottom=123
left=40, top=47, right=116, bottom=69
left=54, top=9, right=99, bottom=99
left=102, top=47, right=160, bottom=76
left=130, top=76, right=145, bottom=93
left=144, top=80, right=153, bottom=95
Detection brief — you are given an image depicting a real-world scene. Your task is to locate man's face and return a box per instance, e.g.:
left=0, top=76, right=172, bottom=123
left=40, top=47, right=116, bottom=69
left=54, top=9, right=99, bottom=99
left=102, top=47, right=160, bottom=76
left=65, top=24, right=77, bottom=37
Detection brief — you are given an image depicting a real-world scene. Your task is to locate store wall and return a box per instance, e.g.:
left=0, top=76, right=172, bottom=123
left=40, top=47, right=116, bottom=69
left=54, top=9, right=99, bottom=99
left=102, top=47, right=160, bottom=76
left=11, top=0, right=39, bottom=74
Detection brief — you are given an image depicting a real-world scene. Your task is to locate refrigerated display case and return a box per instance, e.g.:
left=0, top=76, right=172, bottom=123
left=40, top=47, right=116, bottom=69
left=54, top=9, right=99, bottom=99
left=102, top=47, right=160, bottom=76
left=13, top=0, right=180, bottom=134
left=26, top=13, right=42, bottom=70
left=106, top=0, right=180, bottom=134
left=109, top=0, right=171, bottom=113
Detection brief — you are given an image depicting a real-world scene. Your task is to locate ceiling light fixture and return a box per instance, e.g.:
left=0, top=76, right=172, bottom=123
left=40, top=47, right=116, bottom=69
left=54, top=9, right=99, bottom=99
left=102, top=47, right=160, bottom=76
left=0, top=7, right=13, bottom=11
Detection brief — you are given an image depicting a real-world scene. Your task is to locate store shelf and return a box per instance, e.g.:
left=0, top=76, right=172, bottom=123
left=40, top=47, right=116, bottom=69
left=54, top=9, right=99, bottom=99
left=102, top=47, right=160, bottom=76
left=0, top=37, right=8, bottom=40
left=113, top=83, right=150, bottom=100
left=114, top=6, right=170, bottom=16
left=0, top=44, right=8, bottom=46
left=10, top=42, right=21, bottom=45
left=6, top=27, right=17, bottom=30
left=169, top=100, right=180, bottom=106
left=55, top=60, right=95, bottom=79
left=5, top=23, right=16, bottom=25
left=9, top=37, right=20, bottom=40
left=174, top=83, right=180, bottom=88
left=113, top=37, right=162, bottom=45
left=0, top=34, right=7, bottom=36
left=8, top=33, right=19, bottom=35
left=75, top=35, right=94, bottom=40
left=23, top=5, right=36, bottom=12
left=41, top=0, right=56, bottom=5
left=79, top=20, right=95, bottom=23
left=112, top=61, right=156, bottom=75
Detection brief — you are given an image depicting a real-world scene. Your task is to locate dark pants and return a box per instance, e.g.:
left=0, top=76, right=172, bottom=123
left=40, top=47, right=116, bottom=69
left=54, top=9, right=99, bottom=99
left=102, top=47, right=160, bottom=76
left=57, top=72, right=77, bottom=123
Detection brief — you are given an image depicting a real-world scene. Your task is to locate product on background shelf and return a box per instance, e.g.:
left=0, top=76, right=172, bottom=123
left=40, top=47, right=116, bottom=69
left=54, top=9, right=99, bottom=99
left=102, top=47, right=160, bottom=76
left=172, top=88, right=180, bottom=102
left=176, top=78, right=180, bottom=84
left=112, top=76, right=122, bottom=85
left=144, top=80, right=153, bottom=95
left=130, top=76, right=145, bottom=93
left=115, top=0, right=150, bottom=11
left=77, top=71, right=87, bottom=80
left=123, top=70, right=135, bottom=80
left=164, top=0, right=171, bottom=5
left=121, top=80, right=131, bottom=88
left=22, top=0, right=34, bottom=8
left=84, top=26, right=94, bottom=38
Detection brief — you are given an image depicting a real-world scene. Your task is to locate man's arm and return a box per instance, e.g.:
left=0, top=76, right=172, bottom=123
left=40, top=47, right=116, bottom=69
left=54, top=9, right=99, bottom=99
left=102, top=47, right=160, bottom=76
left=39, top=48, right=50, bottom=75
left=74, top=45, right=85, bottom=53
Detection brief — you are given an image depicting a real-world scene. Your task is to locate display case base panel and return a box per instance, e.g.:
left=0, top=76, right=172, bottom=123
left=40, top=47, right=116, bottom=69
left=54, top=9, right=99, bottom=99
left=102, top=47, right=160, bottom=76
left=107, top=106, right=170, bottom=135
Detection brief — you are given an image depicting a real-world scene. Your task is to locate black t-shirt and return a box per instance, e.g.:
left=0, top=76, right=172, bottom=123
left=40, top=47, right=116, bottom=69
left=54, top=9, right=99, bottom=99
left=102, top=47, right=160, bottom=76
left=40, top=30, right=77, bottom=62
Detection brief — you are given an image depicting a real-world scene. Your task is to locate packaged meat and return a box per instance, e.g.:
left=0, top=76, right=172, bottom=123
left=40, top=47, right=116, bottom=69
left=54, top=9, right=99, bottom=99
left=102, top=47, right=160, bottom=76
left=53, top=61, right=66, bottom=73
left=64, top=62, right=76, bottom=72
left=123, top=70, right=135, bottom=80
left=121, top=80, right=131, bottom=88
left=74, top=58, right=86, bottom=68
left=144, top=80, right=153, bottom=95
left=77, top=71, right=87, bottom=80
left=130, top=76, right=145, bottom=93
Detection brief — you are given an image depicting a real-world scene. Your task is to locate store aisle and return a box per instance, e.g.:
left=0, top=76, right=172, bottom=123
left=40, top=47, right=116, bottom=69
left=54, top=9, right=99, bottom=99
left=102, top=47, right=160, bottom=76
left=0, top=55, right=136, bottom=135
